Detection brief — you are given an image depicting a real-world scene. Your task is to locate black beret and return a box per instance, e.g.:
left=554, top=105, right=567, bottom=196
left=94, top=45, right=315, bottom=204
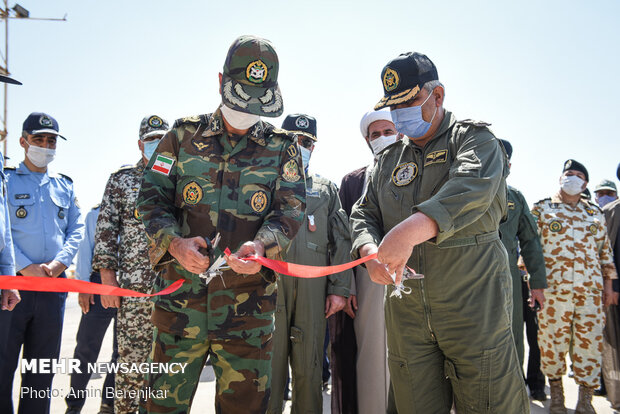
left=563, top=159, right=589, bottom=182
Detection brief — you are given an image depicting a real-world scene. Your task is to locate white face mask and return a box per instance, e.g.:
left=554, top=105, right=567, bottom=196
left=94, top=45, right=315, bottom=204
left=26, top=143, right=56, bottom=168
left=220, top=103, right=260, bottom=129
left=370, top=134, right=398, bottom=156
left=560, top=175, right=585, bottom=196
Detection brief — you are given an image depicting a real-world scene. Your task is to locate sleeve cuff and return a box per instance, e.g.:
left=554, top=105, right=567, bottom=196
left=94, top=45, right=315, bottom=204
left=91, top=254, right=118, bottom=272
left=255, top=226, right=286, bottom=259
left=350, top=234, right=380, bottom=260
left=327, top=285, right=350, bottom=297
left=414, top=199, right=454, bottom=244
left=149, top=230, right=180, bottom=266
left=0, top=265, right=15, bottom=276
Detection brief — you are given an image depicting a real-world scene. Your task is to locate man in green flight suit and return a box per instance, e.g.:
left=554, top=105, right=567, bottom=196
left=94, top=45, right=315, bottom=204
left=267, top=114, right=352, bottom=413
left=136, top=35, right=306, bottom=414
left=350, top=52, right=529, bottom=413
left=498, top=139, right=547, bottom=401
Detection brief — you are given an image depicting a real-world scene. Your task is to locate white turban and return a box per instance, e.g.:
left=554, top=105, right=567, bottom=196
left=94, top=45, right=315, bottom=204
left=359, top=109, right=393, bottom=138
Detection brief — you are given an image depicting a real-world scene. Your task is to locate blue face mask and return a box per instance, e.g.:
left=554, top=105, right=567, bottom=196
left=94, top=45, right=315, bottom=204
left=391, top=91, right=437, bottom=138
left=597, top=195, right=617, bottom=208
left=143, top=139, right=161, bottom=162
left=300, top=146, right=312, bottom=171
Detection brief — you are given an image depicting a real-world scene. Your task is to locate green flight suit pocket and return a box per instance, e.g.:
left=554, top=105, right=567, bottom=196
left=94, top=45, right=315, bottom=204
left=387, top=353, right=415, bottom=408
left=478, top=342, right=527, bottom=413
left=290, top=326, right=305, bottom=373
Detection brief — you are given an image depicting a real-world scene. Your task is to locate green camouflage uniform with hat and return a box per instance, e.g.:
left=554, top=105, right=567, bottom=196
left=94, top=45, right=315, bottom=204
left=268, top=114, right=351, bottom=413
left=350, top=52, right=529, bottom=413
left=136, top=36, right=306, bottom=414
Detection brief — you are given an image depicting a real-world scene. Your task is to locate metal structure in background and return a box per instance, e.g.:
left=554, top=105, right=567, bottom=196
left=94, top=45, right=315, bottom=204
left=0, top=2, right=66, bottom=160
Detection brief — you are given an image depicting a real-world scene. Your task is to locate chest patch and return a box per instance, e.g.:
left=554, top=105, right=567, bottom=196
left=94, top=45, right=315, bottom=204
left=424, top=150, right=448, bottom=166
left=16, top=206, right=27, bottom=218
left=134, top=208, right=142, bottom=220
left=282, top=160, right=301, bottom=183
left=549, top=220, right=562, bottom=232
left=392, top=162, right=418, bottom=187
left=585, top=208, right=595, bottom=216
left=191, top=139, right=209, bottom=152
left=286, top=144, right=298, bottom=158
left=182, top=181, right=203, bottom=205
left=589, top=223, right=598, bottom=235
left=251, top=190, right=268, bottom=213
left=508, top=201, right=516, bottom=210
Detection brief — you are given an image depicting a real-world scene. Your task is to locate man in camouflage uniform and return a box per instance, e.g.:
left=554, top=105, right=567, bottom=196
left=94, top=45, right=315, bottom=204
left=136, top=36, right=306, bottom=414
left=532, top=159, right=618, bottom=414
left=497, top=139, right=547, bottom=394
left=267, top=114, right=351, bottom=413
left=349, top=52, right=528, bottom=413
left=93, top=115, right=169, bottom=414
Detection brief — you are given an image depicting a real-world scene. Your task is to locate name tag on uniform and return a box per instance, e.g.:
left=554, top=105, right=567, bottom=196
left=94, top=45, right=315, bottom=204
left=424, top=150, right=448, bottom=166
left=508, top=201, right=515, bottom=210
left=15, top=193, right=30, bottom=199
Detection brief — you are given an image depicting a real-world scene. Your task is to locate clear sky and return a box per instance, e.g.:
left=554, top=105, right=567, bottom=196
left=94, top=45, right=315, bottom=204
left=3, top=0, right=619, bottom=210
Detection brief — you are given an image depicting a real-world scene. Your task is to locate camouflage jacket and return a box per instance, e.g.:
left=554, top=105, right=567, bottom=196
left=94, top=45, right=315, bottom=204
left=136, top=108, right=306, bottom=340
left=92, top=159, right=156, bottom=293
left=532, top=194, right=617, bottom=294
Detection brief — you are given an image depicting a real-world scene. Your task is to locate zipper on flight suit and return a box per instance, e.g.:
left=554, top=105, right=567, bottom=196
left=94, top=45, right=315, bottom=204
left=411, top=145, right=436, bottom=343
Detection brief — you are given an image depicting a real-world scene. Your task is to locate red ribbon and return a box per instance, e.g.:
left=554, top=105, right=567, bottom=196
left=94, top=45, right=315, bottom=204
left=0, top=276, right=183, bottom=297
left=224, top=248, right=377, bottom=278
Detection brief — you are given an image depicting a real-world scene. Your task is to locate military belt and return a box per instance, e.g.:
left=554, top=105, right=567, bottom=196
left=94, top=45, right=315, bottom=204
left=435, top=230, right=499, bottom=249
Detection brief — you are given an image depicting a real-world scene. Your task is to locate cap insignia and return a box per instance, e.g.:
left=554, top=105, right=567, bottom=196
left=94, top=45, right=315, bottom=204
left=39, top=115, right=53, bottom=127
left=148, top=116, right=163, bottom=128
left=295, top=116, right=309, bottom=129
left=383, top=68, right=400, bottom=92
left=246, top=60, right=268, bottom=84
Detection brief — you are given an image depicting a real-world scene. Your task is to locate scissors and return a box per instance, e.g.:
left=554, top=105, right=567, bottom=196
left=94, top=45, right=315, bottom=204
left=389, top=266, right=424, bottom=298
left=198, top=233, right=229, bottom=286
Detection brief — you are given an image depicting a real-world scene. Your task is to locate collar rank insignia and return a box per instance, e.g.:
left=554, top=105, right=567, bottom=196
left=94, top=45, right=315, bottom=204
left=392, top=162, right=418, bottom=186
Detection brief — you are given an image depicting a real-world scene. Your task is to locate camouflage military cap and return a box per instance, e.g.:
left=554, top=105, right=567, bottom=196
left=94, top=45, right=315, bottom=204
left=282, top=114, right=317, bottom=141
left=375, top=52, right=438, bottom=110
left=221, top=35, right=283, bottom=117
left=139, top=115, right=169, bottom=140
left=594, top=179, right=617, bottom=193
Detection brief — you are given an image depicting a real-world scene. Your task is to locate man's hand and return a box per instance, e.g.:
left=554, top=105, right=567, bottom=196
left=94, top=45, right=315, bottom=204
left=100, top=269, right=120, bottom=309
left=78, top=293, right=95, bottom=314
left=168, top=237, right=211, bottom=274
left=19, top=263, right=49, bottom=277
left=1, top=289, right=21, bottom=311
left=344, top=295, right=357, bottom=319
left=359, top=244, right=393, bottom=285
left=529, top=289, right=545, bottom=311
left=603, top=279, right=619, bottom=307
left=325, top=295, right=346, bottom=318
left=41, top=260, right=67, bottom=278
left=226, top=241, right=265, bottom=275
left=377, top=212, right=438, bottom=286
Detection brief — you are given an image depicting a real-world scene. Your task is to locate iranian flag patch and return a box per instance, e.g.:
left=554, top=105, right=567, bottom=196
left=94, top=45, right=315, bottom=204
left=151, top=155, right=175, bottom=176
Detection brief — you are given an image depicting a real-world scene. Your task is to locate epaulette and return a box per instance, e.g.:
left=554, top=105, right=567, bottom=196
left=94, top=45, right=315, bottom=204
left=534, top=197, right=551, bottom=206
left=58, top=173, right=73, bottom=183
left=269, top=126, right=297, bottom=141
left=173, top=114, right=208, bottom=129
left=459, top=119, right=492, bottom=127
left=3, top=166, right=15, bottom=171
left=583, top=199, right=602, bottom=212
left=92, top=203, right=100, bottom=210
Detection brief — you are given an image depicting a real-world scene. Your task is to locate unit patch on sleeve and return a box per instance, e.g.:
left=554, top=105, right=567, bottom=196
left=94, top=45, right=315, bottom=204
left=182, top=181, right=203, bottom=205
left=282, top=159, right=301, bottom=183
left=391, top=162, right=418, bottom=186
left=424, top=149, right=448, bottom=166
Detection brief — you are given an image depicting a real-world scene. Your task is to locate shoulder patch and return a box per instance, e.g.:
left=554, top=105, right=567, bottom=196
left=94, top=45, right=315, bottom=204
left=583, top=200, right=602, bottom=214
left=459, top=119, right=492, bottom=127
left=92, top=204, right=100, bottom=210
left=58, top=173, right=73, bottom=183
left=173, top=114, right=207, bottom=129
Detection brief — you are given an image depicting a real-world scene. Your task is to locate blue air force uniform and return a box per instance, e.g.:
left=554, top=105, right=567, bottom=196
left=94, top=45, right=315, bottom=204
left=0, top=151, right=17, bottom=354
left=0, top=161, right=84, bottom=414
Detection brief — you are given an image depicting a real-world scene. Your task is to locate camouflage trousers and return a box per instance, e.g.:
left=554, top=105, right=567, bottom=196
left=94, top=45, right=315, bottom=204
left=116, top=297, right=154, bottom=414
left=140, top=317, right=273, bottom=413
left=538, top=290, right=604, bottom=387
